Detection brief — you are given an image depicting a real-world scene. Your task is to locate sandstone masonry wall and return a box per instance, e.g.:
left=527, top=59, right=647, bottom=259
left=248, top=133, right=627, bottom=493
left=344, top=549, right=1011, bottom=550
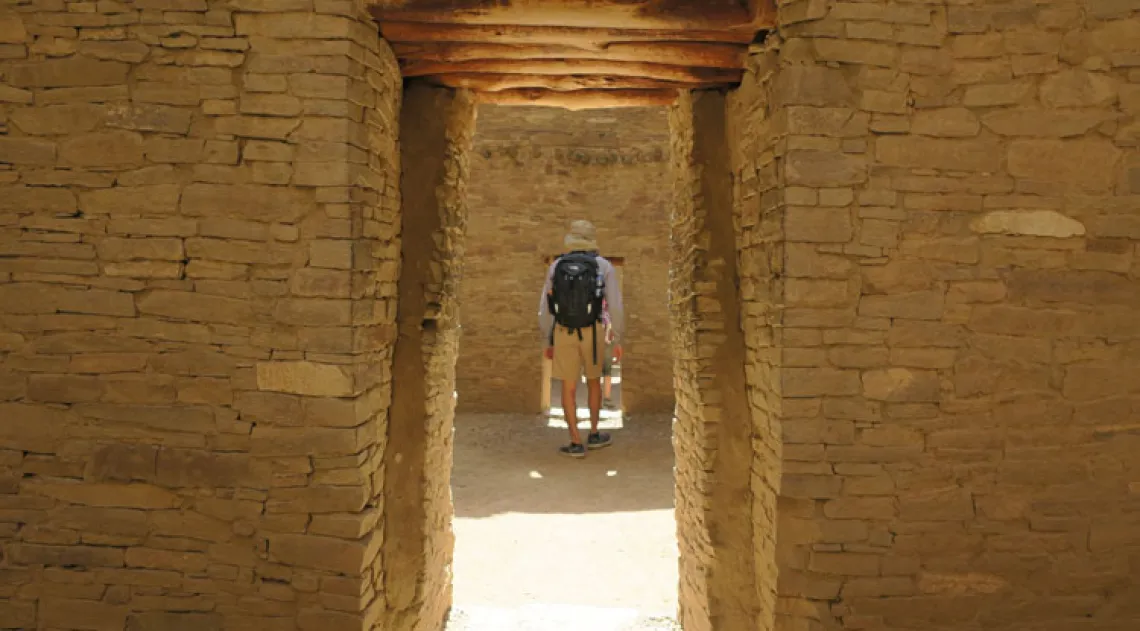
left=0, top=2, right=402, bottom=629
left=726, top=44, right=784, bottom=631
left=458, top=104, right=674, bottom=415
left=382, top=83, right=475, bottom=631
left=668, top=91, right=761, bottom=631
left=744, top=1, right=1140, bottom=629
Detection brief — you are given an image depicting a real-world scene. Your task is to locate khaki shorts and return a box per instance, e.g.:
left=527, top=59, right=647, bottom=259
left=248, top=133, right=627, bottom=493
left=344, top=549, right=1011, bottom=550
left=552, top=324, right=607, bottom=381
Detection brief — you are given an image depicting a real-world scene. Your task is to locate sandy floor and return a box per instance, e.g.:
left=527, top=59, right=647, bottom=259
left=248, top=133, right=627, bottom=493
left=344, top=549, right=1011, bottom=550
left=447, top=411, right=679, bottom=629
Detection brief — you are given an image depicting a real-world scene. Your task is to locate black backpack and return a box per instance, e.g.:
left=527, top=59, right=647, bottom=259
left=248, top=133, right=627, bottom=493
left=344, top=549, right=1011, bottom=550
left=548, top=251, right=604, bottom=332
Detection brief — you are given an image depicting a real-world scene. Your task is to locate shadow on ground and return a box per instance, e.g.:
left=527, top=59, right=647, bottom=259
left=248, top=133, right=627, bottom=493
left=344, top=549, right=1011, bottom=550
left=451, top=412, right=676, bottom=518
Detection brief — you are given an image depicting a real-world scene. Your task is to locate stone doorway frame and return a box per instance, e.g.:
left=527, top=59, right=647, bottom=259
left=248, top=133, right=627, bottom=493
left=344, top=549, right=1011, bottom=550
left=383, top=83, right=771, bottom=631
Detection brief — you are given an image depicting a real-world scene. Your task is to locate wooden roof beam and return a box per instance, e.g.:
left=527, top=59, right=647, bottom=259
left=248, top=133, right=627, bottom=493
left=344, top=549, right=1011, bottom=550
left=391, top=41, right=746, bottom=69
left=378, top=21, right=759, bottom=46
left=475, top=88, right=680, bottom=110
left=369, top=0, right=769, bottom=31
left=400, top=59, right=743, bottom=84
left=747, top=0, right=777, bottom=30
left=424, top=72, right=729, bottom=91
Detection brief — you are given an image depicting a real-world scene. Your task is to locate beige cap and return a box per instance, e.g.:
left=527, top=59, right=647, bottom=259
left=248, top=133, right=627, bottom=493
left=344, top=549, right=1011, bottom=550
left=563, top=219, right=599, bottom=252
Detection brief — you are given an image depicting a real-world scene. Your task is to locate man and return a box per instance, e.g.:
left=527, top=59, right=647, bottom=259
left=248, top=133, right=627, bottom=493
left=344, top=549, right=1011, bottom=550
left=539, top=220, right=624, bottom=458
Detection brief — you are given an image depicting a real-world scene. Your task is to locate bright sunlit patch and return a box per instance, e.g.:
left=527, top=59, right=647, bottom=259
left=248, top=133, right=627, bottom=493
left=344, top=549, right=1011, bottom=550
left=528, top=471, right=543, bottom=479
left=546, top=407, right=624, bottom=429
left=449, top=604, right=656, bottom=630
left=606, top=470, right=617, bottom=477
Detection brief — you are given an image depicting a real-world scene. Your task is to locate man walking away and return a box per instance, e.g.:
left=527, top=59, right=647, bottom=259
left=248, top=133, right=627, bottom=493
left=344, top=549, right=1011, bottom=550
left=539, top=220, right=624, bottom=458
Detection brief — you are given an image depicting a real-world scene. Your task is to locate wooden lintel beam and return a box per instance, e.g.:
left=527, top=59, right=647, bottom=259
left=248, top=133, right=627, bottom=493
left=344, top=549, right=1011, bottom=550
left=400, top=59, right=743, bottom=84
left=378, top=21, right=759, bottom=46
left=391, top=41, right=746, bottom=69
left=370, top=0, right=769, bottom=32
left=748, top=0, right=778, bottom=29
left=425, top=72, right=721, bottom=92
left=475, top=88, right=681, bottom=110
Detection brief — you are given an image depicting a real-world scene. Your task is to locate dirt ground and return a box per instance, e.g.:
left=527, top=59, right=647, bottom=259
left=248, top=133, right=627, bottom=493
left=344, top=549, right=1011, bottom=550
left=446, top=411, right=679, bottom=629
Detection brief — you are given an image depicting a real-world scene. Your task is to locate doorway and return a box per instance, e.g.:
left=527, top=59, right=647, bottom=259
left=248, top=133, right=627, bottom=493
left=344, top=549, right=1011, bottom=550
left=388, top=80, right=769, bottom=631
left=448, top=105, right=679, bottom=627
left=454, top=105, right=674, bottom=418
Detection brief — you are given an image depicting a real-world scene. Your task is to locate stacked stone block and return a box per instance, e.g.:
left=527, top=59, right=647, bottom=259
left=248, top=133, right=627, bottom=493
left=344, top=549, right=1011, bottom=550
left=731, top=0, right=1140, bottom=629
left=3, top=0, right=1139, bottom=629
left=667, top=90, right=712, bottom=631
left=382, top=83, right=475, bottom=631
left=0, top=1, right=402, bottom=628
left=668, top=91, right=762, bottom=631
left=727, top=41, right=784, bottom=631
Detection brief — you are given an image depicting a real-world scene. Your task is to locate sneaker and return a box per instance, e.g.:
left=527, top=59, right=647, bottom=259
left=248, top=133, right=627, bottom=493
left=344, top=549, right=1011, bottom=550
left=560, top=443, right=587, bottom=458
left=587, top=432, right=612, bottom=450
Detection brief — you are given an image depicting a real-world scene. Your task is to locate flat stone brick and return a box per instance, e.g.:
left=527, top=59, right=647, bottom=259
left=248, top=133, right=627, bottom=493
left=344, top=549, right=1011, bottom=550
left=786, top=207, right=854, bottom=243
left=859, top=290, right=946, bottom=321
left=155, top=449, right=256, bottom=488
left=256, top=361, right=354, bottom=397
left=180, top=183, right=314, bottom=222
left=40, top=599, right=128, bottom=631
left=10, top=543, right=125, bottom=568
left=862, top=368, right=941, bottom=402
left=127, top=613, right=223, bottom=631
left=786, top=150, right=868, bottom=186
left=267, top=531, right=379, bottom=574
left=138, top=290, right=253, bottom=325
left=10, top=104, right=103, bottom=135
left=59, top=130, right=144, bottom=167
left=8, top=57, right=129, bottom=87
left=876, top=137, right=1003, bottom=171
left=0, top=136, right=56, bottom=165
left=28, top=482, right=180, bottom=509
left=1007, top=139, right=1122, bottom=191
left=784, top=368, right=861, bottom=397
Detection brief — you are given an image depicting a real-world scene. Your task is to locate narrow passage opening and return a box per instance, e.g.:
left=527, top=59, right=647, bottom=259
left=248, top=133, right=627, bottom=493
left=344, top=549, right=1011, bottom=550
left=449, top=104, right=679, bottom=630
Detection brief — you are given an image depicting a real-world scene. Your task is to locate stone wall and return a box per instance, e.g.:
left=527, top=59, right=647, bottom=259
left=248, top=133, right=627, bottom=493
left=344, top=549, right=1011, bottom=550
left=457, top=104, right=674, bottom=415
left=668, top=91, right=761, bottom=631
left=3, top=0, right=1139, bottom=629
left=0, top=2, right=402, bottom=629
left=726, top=43, right=784, bottom=631
left=740, top=0, right=1140, bottom=629
left=382, top=83, right=475, bottom=631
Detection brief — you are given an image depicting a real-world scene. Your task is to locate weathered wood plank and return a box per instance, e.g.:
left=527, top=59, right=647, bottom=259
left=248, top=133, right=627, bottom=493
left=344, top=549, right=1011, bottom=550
left=370, top=0, right=768, bottom=31
left=474, top=87, right=681, bottom=110
left=378, top=21, right=758, bottom=46
left=426, top=72, right=726, bottom=91
left=747, top=0, right=778, bottom=29
left=391, top=41, right=746, bottom=69
left=400, top=58, right=744, bottom=84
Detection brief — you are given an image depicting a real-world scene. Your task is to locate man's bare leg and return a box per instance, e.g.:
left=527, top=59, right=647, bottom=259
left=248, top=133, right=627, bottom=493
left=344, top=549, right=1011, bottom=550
left=587, top=378, right=602, bottom=433
left=584, top=377, right=612, bottom=449
left=561, top=379, right=583, bottom=446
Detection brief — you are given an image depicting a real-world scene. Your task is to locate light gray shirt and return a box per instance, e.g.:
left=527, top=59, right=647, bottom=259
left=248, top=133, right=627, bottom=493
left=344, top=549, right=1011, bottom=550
left=538, top=253, right=624, bottom=346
